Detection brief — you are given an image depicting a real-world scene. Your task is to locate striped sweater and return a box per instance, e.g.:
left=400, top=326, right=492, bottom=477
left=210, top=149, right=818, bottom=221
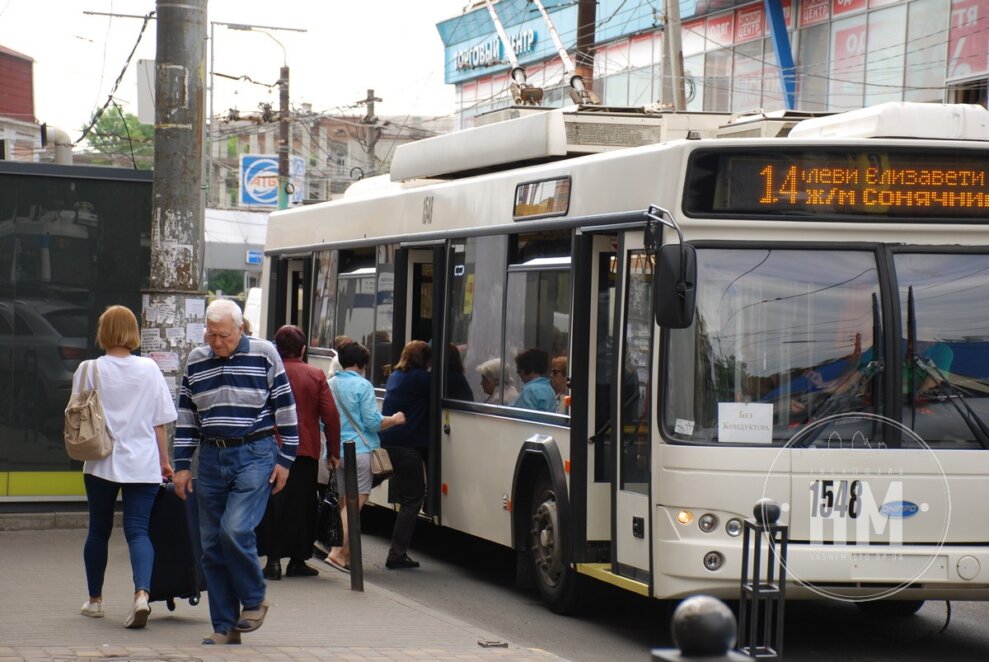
left=175, top=335, right=299, bottom=470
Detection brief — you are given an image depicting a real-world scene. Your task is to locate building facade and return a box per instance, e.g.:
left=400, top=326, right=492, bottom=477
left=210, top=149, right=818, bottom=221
left=438, top=0, right=989, bottom=128
left=206, top=109, right=453, bottom=208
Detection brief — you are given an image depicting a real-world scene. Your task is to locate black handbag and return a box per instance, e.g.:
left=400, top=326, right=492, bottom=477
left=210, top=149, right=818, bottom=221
left=316, top=472, right=344, bottom=548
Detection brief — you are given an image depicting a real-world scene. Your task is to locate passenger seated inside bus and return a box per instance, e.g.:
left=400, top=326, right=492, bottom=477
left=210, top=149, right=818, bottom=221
left=550, top=356, right=569, bottom=414
left=511, top=348, right=557, bottom=413
left=445, top=343, right=474, bottom=401
left=476, top=358, right=519, bottom=405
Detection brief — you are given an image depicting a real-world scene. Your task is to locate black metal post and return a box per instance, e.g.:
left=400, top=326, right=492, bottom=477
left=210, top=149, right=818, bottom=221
left=738, top=498, right=787, bottom=660
left=342, top=440, right=363, bottom=591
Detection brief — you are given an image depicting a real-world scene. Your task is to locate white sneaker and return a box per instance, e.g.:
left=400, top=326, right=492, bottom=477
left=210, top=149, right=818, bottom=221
left=80, top=600, right=104, bottom=618
left=124, top=595, right=150, bottom=629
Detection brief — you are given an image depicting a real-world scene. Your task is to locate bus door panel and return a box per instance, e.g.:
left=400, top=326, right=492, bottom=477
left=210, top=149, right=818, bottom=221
left=612, top=232, right=654, bottom=583
left=396, top=244, right=445, bottom=518
left=581, top=234, right=617, bottom=544
left=270, top=257, right=310, bottom=333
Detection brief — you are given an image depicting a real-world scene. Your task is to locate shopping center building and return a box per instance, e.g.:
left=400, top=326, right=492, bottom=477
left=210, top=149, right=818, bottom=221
left=437, top=0, right=988, bottom=127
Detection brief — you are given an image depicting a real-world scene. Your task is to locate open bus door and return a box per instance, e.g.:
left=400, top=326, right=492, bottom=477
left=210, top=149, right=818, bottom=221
left=610, top=232, right=654, bottom=585
left=572, top=228, right=653, bottom=594
left=267, top=256, right=311, bottom=336
left=394, top=242, right=445, bottom=519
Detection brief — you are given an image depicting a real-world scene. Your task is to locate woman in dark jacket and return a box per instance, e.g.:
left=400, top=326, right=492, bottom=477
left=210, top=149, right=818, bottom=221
left=379, top=340, right=432, bottom=569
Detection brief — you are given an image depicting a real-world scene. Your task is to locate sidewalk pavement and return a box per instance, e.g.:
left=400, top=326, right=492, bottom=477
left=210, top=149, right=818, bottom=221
left=0, top=523, right=565, bottom=662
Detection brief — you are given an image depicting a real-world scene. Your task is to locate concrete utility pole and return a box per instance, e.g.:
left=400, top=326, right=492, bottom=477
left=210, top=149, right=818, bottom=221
left=662, top=0, right=687, bottom=110
left=144, top=0, right=208, bottom=405
left=278, top=65, right=291, bottom=209
left=575, top=0, right=596, bottom=92
left=360, top=89, right=382, bottom=176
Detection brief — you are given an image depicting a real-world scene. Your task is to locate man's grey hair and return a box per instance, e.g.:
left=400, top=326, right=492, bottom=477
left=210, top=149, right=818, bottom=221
left=206, top=298, right=243, bottom=327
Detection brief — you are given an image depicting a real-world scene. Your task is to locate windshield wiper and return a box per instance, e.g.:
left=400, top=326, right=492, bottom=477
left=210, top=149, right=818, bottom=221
left=914, top=355, right=989, bottom=449
left=907, top=285, right=989, bottom=448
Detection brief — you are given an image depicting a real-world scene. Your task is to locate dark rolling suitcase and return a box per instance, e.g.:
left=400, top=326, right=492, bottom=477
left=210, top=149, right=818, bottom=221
left=149, top=481, right=206, bottom=611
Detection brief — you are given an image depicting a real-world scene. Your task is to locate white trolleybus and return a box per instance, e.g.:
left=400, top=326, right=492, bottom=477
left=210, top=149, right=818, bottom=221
left=260, top=102, right=989, bottom=615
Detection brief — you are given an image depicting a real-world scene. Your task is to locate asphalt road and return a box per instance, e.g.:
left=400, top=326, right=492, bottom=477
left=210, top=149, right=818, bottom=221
left=354, top=507, right=989, bottom=662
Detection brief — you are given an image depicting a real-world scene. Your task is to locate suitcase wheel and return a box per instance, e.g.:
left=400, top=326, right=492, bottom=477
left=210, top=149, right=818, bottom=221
left=166, top=598, right=176, bottom=612
left=190, top=593, right=200, bottom=606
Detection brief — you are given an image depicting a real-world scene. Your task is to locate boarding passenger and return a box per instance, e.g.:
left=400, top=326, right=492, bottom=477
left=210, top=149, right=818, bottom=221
left=258, top=325, right=340, bottom=580
left=323, top=342, right=405, bottom=572
left=380, top=340, right=432, bottom=569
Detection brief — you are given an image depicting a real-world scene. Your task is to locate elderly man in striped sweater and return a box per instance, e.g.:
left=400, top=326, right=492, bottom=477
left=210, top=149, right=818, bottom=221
left=173, top=298, right=299, bottom=645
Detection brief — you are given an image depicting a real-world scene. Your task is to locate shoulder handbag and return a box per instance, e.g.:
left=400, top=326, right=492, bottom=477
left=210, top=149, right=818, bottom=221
left=329, top=378, right=393, bottom=480
left=64, top=360, right=114, bottom=462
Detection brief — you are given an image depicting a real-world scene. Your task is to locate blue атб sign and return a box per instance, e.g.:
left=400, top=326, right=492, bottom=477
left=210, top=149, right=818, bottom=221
left=239, top=154, right=305, bottom=207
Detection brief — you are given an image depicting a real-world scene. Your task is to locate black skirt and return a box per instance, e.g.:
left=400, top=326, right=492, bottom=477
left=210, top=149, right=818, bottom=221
left=256, top=456, right=319, bottom=560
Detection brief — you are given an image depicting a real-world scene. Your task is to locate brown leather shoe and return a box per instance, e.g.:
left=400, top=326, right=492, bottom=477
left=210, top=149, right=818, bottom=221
left=202, top=630, right=242, bottom=645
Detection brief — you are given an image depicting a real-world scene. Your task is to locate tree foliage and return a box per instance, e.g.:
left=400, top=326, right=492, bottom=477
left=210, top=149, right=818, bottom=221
left=81, top=110, right=155, bottom=169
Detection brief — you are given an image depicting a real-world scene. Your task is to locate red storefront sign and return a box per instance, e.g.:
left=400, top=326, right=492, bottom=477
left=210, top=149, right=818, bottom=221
left=949, top=0, right=989, bottom=80
left=706, top=12, right=735, bottom=49
left=801, top=0, right=831, bottom=26
left=735, top=4, right=764, bottom=43
left=832, top=0, right=867, bottom=17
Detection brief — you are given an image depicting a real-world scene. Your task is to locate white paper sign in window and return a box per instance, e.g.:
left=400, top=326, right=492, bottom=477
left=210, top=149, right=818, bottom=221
left=717, top=402, right=773, bottom=444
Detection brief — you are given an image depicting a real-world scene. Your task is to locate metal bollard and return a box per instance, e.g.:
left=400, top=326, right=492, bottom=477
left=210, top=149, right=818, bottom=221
left=651, top=595, right=750, bottom=661
left=342, top=440, right=363, bottom=591
left=738, top=498, right=787, bottom=660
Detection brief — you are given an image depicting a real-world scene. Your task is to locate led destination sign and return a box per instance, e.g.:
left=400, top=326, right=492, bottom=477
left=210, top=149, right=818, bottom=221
left=684, top=148, right=989, bottom=220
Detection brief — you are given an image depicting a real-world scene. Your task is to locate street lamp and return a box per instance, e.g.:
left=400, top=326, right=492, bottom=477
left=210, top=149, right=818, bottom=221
left=208, top=21, right=305, bottom=209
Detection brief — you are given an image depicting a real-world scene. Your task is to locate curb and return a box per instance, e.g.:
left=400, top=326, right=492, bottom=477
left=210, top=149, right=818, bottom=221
left=0, top=512, right=121, bottom=531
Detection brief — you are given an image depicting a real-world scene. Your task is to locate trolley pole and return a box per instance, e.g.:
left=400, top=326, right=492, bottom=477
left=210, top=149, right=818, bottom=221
left=145, top=0, right=208, bottom=408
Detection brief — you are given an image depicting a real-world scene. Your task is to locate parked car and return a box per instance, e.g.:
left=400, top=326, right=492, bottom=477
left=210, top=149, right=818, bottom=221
left=0, top=298, right=89, bottom=432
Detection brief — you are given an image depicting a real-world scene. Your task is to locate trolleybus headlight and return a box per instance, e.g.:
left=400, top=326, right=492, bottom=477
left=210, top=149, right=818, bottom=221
left=676, top=510, right=693, bottom=525
left=703, top=551, right=724, bottom=571
left=725, top=518, right=743, bottom=537
left=698, top=513, right=718, bottom=532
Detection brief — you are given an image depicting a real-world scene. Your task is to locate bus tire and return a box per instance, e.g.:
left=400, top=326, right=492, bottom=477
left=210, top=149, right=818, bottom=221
left=529, top=474, right=581, bottom=614
left=854, top=599, right=924, bottom=617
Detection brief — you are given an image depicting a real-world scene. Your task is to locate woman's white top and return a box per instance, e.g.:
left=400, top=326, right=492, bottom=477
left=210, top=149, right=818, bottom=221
left=73, top=354, right=177, bottom=484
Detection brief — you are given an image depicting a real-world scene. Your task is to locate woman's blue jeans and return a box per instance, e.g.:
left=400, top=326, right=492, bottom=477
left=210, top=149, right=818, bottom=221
left=83, top=474, right=159, bottom=598
left=196, top=438, right=277, bottom=634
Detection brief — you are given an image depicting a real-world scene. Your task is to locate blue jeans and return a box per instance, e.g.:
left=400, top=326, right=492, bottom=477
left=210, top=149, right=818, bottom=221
left=196, top=438, right=277, bottom=634
left=83, top=474, right=159, bottom=598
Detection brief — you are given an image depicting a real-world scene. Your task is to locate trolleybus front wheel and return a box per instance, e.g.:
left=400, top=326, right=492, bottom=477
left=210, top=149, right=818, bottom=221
left=529, top=475, right=581, bottom=613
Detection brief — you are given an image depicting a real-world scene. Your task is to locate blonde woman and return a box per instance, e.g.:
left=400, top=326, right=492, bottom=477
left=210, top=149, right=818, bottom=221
left=76, top=305, right=177, bottom=628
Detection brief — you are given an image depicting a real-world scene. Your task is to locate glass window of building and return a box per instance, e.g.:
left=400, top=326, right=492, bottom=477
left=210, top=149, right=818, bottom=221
left=904, top=0, right=949, bottom=102
left=829, top=14, right=868, bottom=109
left=864, top=4, right=907, bottom=105
left=684, top=53, right=706, bottom=110
left=797, top=23, right=830, bottom=110
left=732, top=40, right=764, bottom=111
left=704, top=48, right=732, bottom=111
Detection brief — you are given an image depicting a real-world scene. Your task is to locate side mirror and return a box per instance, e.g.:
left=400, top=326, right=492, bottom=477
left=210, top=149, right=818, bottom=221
left=654, top=243, right=697, bottom=329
